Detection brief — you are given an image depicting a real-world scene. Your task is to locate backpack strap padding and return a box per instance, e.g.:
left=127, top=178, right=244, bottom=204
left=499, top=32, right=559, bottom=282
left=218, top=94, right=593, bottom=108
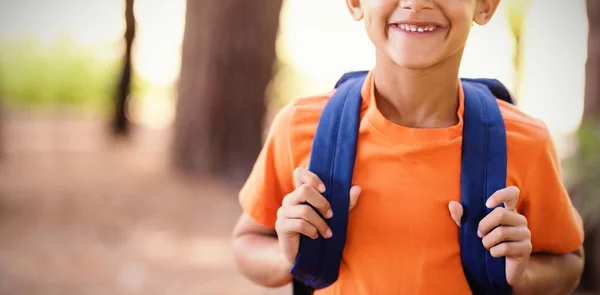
left=461, top=78, right=515, bottom=105
left=460, top=80, right=512, bottom=295
left=290, top=74, right=365, bottom=292
left=334, top=70, right=370, bottom=88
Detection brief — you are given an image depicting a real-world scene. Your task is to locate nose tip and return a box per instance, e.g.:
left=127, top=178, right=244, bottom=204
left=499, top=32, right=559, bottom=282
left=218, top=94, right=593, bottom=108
left=400, top=0, right=434, bottom=11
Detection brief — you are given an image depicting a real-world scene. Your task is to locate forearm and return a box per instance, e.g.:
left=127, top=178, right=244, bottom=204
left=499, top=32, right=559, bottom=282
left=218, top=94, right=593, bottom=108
left=232, top=233, right=293, bottom=288
left=513, top=247, right=585, bottom=295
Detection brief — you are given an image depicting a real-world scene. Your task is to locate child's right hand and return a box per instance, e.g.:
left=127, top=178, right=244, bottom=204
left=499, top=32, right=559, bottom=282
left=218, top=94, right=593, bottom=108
left=275, top=167, right=361, bottom=267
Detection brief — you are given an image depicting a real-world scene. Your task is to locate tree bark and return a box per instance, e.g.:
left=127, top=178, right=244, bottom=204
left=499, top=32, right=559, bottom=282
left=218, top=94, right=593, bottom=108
left=112, top=0, right=136, bottom=135
left=578, top=0, right=600, bottom=291
left=584, top=0, right=600, bottom=121
left=173, top=0, right=283, bottom=183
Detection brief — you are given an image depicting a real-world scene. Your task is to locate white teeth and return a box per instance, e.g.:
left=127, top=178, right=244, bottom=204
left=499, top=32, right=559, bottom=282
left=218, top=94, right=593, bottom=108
left=397, top=24, right=437, bottom=33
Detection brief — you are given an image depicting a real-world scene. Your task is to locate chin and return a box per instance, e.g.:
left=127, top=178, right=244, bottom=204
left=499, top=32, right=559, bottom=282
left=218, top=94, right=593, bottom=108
left=391, top=55, right=439, bottom=70
left=383, top=45, right=442, bottom=70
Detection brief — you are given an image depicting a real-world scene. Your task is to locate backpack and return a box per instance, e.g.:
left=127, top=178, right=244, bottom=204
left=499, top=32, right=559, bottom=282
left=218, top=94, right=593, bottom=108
left=289, top=71, right=515, bottom=295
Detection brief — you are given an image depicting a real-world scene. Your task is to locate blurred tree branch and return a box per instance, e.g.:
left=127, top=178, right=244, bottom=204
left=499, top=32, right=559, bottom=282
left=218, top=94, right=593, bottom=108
left=502, top=0, right=534, bottom=97
left=172, top=0, right=283, bottom=183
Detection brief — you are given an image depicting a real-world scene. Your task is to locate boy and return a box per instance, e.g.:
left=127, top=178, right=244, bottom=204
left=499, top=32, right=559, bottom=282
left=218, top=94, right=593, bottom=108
left=232, top=0, right=585, bottom=294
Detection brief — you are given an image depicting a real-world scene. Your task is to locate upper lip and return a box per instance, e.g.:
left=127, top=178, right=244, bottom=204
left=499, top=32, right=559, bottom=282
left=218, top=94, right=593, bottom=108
left=390, top=21, right=446, bottom=28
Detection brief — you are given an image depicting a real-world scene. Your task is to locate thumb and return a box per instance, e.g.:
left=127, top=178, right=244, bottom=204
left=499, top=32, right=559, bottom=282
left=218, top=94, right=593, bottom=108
left=349, top=186, right=362, bottom=211
left=448, top=201, right=463, bottom=227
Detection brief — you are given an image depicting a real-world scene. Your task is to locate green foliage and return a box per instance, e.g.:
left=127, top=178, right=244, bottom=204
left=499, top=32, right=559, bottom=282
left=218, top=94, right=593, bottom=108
left=564, top=121, right=600, bottom=230
left=0, top=37, right=149, bottom=114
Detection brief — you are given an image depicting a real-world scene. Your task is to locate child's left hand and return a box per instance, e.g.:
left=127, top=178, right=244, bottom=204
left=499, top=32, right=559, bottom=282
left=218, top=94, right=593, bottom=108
left=448, top=186, right=532, bottom=289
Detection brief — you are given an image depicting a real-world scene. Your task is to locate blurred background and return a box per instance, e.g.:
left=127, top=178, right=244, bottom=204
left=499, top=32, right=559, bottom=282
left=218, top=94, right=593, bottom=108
left=0, top=0, right=598, bottom=294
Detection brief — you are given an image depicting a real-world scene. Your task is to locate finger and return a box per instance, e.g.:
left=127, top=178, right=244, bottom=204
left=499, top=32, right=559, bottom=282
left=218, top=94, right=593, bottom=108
left=478, top=207, right=528, bottom=237
left=278, top=205, right=332, bottom=238
left=448, top=201, right=463, bottom=227
left=482, top=226, right=531, bottom=250
left=283, top=184, right=332, bottom=218
left=276, top=218, right=319, bottom=240
left=349, top=186, right=362, bottom=211
left=293, top=167, right=326, bottom=193
left=486, top=186, right=520, bottom=211
left=490, top=240, right=532, bottom=258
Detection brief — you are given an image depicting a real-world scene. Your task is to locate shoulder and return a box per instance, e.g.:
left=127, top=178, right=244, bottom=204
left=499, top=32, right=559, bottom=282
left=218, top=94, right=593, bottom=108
left=290, top=90, right=334, bottom=116
left=496, top=103, right=584, bottom=253
left=268, top=91, right=331, bottom=133
left=498, top=100, right=561, bottom=200
left=498, top=100, right=555, bottom=183
left=497, top=99, right=551, bottom=150
left=270, top=90, right=333, bottom=133
left=268, top=91, right=334, bottom=166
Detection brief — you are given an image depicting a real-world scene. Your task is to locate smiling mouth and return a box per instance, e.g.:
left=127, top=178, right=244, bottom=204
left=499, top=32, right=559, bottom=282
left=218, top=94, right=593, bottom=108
left=390, top=23, right=443, bottom=33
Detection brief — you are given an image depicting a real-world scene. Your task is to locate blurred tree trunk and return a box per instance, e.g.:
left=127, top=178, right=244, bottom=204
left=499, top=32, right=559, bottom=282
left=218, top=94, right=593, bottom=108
left=578, top=0, right=600, bottom=291
left=173, top=0, right=283, bottom=182
left=112, top=0, right=136, bottom=135
left=584, top=0, right=600, bottom=120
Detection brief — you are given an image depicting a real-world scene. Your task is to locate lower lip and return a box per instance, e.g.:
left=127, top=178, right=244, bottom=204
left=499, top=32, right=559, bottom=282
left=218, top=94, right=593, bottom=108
left=389, top=24, right=445, bottom=37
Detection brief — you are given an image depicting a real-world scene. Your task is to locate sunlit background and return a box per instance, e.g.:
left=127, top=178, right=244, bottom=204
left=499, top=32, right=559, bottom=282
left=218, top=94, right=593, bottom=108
left=0, top=0, right=589, bottom=145
left=0, top=0, right=596, bottom=294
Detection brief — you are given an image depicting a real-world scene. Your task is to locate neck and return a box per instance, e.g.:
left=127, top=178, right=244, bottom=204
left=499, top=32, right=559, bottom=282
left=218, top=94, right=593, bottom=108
left=373, top=50, right=463, bottom=129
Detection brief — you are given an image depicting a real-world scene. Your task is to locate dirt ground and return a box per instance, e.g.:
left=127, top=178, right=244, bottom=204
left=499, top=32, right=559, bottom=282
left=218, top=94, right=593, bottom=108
left=0, top=110, right=289, bottom=295
left=0, top=111, right=596, bottom=295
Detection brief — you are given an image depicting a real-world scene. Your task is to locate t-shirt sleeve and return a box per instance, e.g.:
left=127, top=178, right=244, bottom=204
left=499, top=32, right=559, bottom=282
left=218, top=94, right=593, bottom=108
left=238, top=104, right=296, bottom=228
left=518, top=128, right=584, bottom=254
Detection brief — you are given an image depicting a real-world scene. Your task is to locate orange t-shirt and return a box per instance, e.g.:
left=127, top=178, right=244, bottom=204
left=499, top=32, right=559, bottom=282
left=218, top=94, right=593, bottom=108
left=239, top=71, right=584, bottom=295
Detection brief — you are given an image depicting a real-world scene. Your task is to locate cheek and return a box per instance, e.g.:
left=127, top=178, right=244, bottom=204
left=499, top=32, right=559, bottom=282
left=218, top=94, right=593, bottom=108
left=363, top=0, right=396, bottom=25
left=449, top=20, right=472, bottom=48
left=363, top=15, right=381, bottom=46
left=363, top=9, right=391, bottom=43
left=444, top=8, right=475, bottom=45
left=443, top=2, right=476, bottom=26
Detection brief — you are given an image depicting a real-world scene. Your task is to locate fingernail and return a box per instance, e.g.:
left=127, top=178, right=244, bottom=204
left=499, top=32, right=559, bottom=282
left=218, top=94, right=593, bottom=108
left=325, top=229, right=333, bottom=238
left=477, top=230, right=483, bottom=238
left=326, top=209, right=333, bottom=219
left=485, top=199, right=493, bottom=208
left=319, top=184, right=326, bottom=193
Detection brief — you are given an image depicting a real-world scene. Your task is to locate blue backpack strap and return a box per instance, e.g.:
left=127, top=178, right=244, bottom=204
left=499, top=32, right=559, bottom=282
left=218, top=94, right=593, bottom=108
left=334, top=70, right=370, bottom=88
left=292, top=278, right=316, bottom=295
left=290, top=72, right=513, bottom=295
left=290, top=72, right=366, bottom=294
left=460, top=79, right=512, bottom=295
left=461, top=78, right=515, bottom=105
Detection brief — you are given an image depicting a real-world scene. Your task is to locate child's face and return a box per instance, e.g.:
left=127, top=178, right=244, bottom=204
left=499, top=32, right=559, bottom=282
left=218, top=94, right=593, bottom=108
left=347, top=0, right=499, bottom=69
